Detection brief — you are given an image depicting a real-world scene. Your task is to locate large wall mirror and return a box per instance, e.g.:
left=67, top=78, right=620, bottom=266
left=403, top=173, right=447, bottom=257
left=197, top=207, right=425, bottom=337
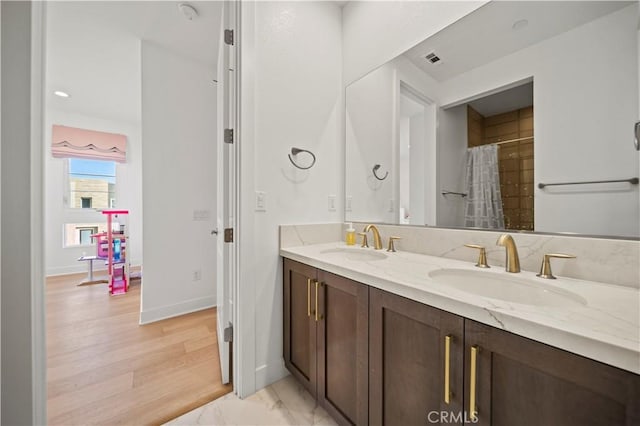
left=345, top=1, right=640, bottom=238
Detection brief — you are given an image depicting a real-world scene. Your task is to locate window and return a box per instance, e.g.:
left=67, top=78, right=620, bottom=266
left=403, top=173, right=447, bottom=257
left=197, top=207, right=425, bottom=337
left=81, top=197, right=92, bottom=208
left=78, top=227, right=98, bottom=245
left=68, top=158, right=116, bottom=209
left=64, top=223, right=105, bottom=247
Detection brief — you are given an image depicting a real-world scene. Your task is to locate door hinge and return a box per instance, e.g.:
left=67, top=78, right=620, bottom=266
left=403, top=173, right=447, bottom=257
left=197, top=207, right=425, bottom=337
left=224, top=29, right=234, bottom=46
left=224, top=324, right=233, bottom=342
left=224, top=228, right=234, bottom=243
left=224, top=128, right=234, bottom=144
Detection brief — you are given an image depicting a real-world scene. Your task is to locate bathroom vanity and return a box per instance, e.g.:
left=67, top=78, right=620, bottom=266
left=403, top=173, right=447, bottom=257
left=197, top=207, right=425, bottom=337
left=281, top=239, right=640, bottom=426
left=279, top=2, right=640, bottom=423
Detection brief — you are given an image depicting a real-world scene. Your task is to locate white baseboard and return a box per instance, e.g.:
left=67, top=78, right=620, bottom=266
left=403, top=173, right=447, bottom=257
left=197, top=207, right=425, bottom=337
left=46, top=264, right=108, bottom=277
left=139, top=295, right=216, bottom=324
left=255, top=358, right=288, bottom=391
left=46, top=261, right=142, bottom=278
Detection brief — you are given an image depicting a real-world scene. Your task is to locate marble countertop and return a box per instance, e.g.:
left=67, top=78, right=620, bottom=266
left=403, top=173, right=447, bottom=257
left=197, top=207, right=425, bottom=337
left=280, top=242, right=640, bottom=375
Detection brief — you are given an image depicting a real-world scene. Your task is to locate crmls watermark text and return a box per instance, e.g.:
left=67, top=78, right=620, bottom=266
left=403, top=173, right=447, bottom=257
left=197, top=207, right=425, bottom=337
left=427, top=411, right=479, bottom=424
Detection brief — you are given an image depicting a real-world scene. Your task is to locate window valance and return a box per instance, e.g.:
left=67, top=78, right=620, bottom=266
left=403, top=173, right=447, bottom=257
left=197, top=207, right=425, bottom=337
left=52, top=125, right=127, bottom=163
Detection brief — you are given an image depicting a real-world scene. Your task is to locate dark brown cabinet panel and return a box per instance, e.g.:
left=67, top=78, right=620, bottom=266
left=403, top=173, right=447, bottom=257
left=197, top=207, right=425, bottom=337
left=283, top=260, right=368, bottom=425
left=283, top=259, right=317, bottom=398
left=317, top=270, right=368, bottom=425
left=465, top=320, right=640, bottom=426
left=369, top=288, right=465, bottom=426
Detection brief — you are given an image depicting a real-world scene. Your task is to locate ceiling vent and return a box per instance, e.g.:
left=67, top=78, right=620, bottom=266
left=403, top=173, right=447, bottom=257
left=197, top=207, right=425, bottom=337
left=425, top=52, right=441, bottom=64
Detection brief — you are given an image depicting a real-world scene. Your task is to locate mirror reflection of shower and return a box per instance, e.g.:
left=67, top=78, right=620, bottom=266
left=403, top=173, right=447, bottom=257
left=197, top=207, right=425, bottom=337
left=398, top=83, right=436, bottom=226
left=465, top=81, right=534, bottom=231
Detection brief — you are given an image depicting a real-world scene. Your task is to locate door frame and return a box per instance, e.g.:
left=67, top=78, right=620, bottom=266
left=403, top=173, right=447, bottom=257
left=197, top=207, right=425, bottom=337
left=30, top=1, right=47, bottom=423
left=216, top=0, right=239, bottom=386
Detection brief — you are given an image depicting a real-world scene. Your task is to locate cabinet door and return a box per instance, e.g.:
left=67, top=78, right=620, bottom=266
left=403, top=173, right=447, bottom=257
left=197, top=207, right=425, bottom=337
left=369, top=288, right=465, bottom=426
left=465, top=320, right=640, bottom=426
left=317, top=271, right=368, bottom=426
left=283, top=259, right=317, bottom=398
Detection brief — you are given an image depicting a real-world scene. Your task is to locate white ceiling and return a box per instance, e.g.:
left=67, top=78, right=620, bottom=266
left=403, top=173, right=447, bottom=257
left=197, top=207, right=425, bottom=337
left=468, top=81, right=533, bottom=117
left=404, top=1, right=632, bottom=82
left=46, top=1, right=223, bottom=124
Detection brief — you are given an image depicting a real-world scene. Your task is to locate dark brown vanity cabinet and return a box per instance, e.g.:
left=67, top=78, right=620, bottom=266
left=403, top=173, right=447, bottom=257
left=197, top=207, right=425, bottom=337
left=369, top=288, right=640, bottom=426
left=465, top=320, right=640, bottom=426
left=284, top=260, right=640, bottom=426
left=369, top=288, right=465, bottom=426
left=283, top=259, right=369, bottom=425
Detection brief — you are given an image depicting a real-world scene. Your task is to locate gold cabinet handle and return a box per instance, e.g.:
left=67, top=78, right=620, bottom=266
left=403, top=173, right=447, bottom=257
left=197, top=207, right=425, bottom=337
left=469, top=345, right=479, bottom=421
left=444, top=335, right=451, bottom=404
left=307, top=278, right=312, bottom=317
left=315, top=281, right=323, bottom=321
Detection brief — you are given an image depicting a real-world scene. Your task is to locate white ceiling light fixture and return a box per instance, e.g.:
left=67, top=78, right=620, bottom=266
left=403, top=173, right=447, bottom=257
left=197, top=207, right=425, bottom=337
left=54, top=90, right=70, bottom=98
left=178, top=3, right=199, bottom=21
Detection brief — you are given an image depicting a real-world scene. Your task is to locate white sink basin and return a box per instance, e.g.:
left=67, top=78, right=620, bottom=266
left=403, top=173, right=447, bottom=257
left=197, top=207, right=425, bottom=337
left=320, top=247, right=388, bottom=262
left=428, top=269, right=587, bottom=307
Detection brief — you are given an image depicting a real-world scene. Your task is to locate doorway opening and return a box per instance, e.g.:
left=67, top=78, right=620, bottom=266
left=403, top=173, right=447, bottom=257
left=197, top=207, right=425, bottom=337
left=398, top=83, right=437, bottom=226
left=43, top=1, right=233, bottom=423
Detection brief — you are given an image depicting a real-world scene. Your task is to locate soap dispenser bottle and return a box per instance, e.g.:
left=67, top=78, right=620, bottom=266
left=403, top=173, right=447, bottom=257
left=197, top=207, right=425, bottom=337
left=345, top=223, right=356, bottom=246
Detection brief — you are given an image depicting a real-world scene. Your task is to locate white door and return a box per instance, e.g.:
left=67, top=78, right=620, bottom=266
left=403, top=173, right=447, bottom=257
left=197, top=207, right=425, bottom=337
left=216, top=0, right=236, bottom=385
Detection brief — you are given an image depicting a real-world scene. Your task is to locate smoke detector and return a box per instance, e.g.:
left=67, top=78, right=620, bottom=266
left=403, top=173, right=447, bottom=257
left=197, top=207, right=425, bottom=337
left=178, top=3, right=199, bottom=21
left=425, top=52, right=442, bottom=65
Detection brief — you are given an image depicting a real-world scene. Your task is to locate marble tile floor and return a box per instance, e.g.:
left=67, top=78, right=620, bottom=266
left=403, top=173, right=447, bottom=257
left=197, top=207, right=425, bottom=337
left=165, top=375, right=338, bottom=426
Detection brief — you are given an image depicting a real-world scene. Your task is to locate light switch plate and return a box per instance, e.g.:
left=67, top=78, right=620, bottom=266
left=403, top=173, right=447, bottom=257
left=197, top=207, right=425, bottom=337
left=328, top=195, right=336, bottom=211
left=255, top=191, right=266, bottom=212
left=346, top=196, right=352, bottom=212
left=193, top=210, right=211, bottom=221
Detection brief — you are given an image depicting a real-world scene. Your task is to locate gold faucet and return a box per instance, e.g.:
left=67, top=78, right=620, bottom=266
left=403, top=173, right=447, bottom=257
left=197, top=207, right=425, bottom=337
left=496, top=234, right=520, bottom=273
left=537, top=253, right=576, bottom=279
left=364, top=224, right=383, bottom=250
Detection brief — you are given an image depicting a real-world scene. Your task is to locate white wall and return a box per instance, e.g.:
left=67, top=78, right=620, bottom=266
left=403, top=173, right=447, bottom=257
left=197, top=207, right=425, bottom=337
left=1, top=2, right=40, bottom=423
left=345, top=62, right=395, bottom=223
left=439, top=5, right=639, bottom=237
left=399, top=116, right=410, bottom=223
left=239, top=1, right=343, bottom=396
left=140, top=41, right=217, bottom=324
left=44, top=111, right=143, bottom=276
left=0, top=4, right=3, bottom=422
left=342, top=1, right=487, bottom=85
left=0, top=3, right=3, bottom=421
left=347, top=54, right=441, bottom=225
left=409, top=110, right=426, bottom=224
left=437, top=105, right=468, bottom=227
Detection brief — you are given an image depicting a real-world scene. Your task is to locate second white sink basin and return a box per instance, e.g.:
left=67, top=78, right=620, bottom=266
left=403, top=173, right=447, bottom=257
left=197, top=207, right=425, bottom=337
left=320, top=247, right=388, bottom=262
left=429, top=269, right=587, bottom=307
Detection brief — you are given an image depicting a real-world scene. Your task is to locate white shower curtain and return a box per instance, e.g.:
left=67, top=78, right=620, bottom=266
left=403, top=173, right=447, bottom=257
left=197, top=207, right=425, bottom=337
left=464, top=145, right=505, bottom=229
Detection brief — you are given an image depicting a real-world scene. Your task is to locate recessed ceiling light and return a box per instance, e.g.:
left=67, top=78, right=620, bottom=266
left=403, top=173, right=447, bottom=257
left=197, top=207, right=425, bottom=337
left=512, top=19, right=529, bottom=31
left=54, top=90, right=70, bottom=98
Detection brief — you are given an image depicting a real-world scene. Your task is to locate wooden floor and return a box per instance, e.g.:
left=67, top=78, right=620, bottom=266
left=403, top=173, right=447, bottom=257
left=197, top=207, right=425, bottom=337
left=46, top=273, right=231, bottom=425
